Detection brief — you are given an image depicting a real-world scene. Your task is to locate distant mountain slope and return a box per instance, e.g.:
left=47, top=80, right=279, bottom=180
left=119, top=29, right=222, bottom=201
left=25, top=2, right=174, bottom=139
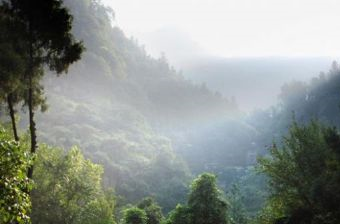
left=137, top=27, right=333, bottom=110
left=182, top=57, right=332, bottom=110
left=132, top=19, right=340, bottom=173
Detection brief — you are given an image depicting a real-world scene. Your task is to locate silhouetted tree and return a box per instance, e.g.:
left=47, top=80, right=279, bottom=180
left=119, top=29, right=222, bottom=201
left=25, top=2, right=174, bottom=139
left=0, top=6, right=27, bottom=141
left=2, top=0, right=83, bottom=178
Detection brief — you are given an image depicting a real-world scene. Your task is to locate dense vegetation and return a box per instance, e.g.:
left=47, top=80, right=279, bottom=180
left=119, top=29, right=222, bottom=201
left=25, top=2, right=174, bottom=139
left=1, top=0, right=340, bottom=223
left=0, top=128, right=32, bottom=224
left=167, top=173, right=228, bottom=224
left=255, top=121, right=340, bottom=224
left=31, top=145, right=115, bottom=224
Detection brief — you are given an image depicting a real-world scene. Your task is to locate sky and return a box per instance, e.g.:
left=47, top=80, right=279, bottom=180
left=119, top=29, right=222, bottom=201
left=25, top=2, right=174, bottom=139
left=102, top=0, right=340, bottom=58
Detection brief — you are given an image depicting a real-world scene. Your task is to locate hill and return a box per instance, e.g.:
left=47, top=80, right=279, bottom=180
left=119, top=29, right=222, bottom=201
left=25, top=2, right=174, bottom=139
left=3, top=0, right=237, bottom=211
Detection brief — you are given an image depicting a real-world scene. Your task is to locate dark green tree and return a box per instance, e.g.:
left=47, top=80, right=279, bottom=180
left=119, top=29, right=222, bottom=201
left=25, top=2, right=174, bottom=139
left=0, top=6, right=27, bottom=141
left=164, top=204, right=191, bottom=224
left=137, top=197, right=163, bottom=224
left=257, top=120, right=340, bottom=224
left=165, top=173, right=228, bottom=224
left=123, top=207, right=147, bottom=224
left=2, top=0, right=83, bottom=178
left=225, top=184, right=249, bottom=224
left=188, top=173, right=228, bottom=224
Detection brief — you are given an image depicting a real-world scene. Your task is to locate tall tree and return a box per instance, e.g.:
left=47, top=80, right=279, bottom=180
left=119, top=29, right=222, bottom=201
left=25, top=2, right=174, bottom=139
left=0, top=6, right=27, bottom=141
left=257, top=120, right=340, bottom=224
left=2, top=0, right=83, bottom=178
left=165, top=173, right=228, bottom=224
left=188, top=173, right=228, bottom=224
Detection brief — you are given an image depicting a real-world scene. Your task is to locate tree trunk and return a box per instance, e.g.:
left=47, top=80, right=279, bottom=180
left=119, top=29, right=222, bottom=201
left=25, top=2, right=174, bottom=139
left=27, top=74, right=37, bottom=179
left=7, top=93, right=19, bottom=141
left=26, top=23, right=37, bottom=179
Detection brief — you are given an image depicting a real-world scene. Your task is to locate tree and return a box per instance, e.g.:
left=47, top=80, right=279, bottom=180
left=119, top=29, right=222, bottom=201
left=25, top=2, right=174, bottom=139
left=0, top=6, right=27, bottom=141
left=2, top=0, right=84, bottom=178
left=123, top=207, right=147, bottom=224
left=188, top=173, right=228, bottom=224
left=137, top=197, right=164, bottom=224
left=31, top=145, right=115, bottom=224
left=225, top=184, right=249, bottom=224
left=257, top=120, right=340, bottom=224
left=0, top=126, right=32, bottom=224
left=164, top=204, right=191, bottom=224
left=165, top=173, right=228, bottom=224
left=77, top=195, right=116, bottom=224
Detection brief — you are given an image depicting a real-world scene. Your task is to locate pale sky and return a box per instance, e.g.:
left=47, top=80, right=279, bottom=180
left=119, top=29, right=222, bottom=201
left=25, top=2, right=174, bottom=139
left=102, top=0, right=340, bottom=58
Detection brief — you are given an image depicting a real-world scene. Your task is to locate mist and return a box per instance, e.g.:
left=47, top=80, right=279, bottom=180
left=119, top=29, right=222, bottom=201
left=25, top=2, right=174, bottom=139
left=136, top=27, right=333, bottom=110
left=101, top=0, right=340, bottom=110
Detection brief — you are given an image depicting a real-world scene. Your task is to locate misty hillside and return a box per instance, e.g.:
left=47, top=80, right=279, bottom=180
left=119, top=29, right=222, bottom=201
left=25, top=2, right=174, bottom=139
left=138, top=27, right=332, bottom=110
left=10, top=0, right=238, bottom=211
left=182, top=57, right=332, bottom=110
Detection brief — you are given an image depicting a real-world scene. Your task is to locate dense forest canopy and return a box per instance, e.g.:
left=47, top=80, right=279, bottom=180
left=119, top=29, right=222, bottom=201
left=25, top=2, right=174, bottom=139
left=1, top=0, right=340, bottom=224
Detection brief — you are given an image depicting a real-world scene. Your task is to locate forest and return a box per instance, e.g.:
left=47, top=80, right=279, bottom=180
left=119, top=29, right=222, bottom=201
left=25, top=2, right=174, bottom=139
left=1, top=0, right=340, bottom=224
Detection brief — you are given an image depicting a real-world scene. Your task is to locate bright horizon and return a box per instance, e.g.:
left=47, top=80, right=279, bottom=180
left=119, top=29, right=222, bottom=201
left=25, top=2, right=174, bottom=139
left=103, top=0, right=340, bottom=58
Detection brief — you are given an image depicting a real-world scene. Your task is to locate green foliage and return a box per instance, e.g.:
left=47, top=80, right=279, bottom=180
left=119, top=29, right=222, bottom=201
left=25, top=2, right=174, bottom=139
left=256, top=120, right=340, bottom=224
left=0, top=0, right=83, bottom=112
left=0, top=5, right=28, bottom=140
left=4, top=0, right=84, bottom=74
left=1, top=0, right=84, bottom=167
left=164, top=204, right=191, bottom=224
left=165, top=173, right=228, bottom=224
left=252, top=198, right=285, bottom=224
left=33, top=90, right=191, bottom=211
left=233, top=170, right=268, bottom=219
left=0, top=127, right=32, bottom=224
left=0, top=11, right=25, bottom=99
left=225, top=185, right=249, bottom=224
left=123, top=207, right=147, bottom=224
left=188, top=173, right=228, bottom=224
left=77, top=195, right=116, bottom=224
left=31, top=145, right=115, bottom=224
left=137, top=197, right=164, bottom=224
